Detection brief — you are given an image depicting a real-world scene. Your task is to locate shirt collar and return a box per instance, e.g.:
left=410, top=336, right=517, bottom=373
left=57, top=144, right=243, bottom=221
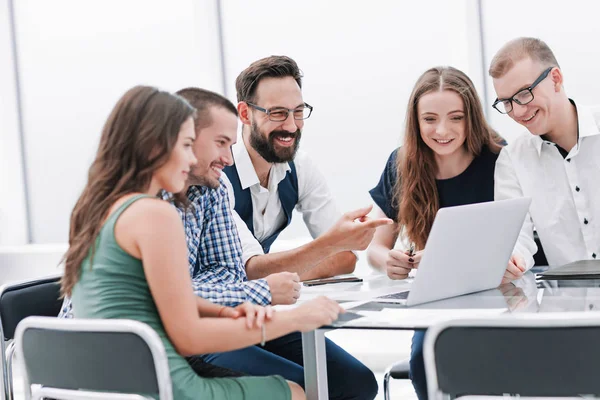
left=232, top=138, right=291, bottom=190
left=531, top=133, right=544, bottom=156
left=578, top=103, right=600, bottom=140
left=186, top=185, right=207, bottom=201
left=532, top=99, right=600, bottom=156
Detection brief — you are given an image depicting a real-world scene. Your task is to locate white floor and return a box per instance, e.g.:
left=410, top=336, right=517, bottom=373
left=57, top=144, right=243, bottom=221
left=374, top=373, right=417, bottom=400
left=328, top=329, right=418, bottom=399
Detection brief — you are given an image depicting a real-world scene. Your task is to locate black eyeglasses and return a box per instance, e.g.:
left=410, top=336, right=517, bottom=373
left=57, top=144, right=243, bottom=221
left=492, top=67, right=553, bottom=114
left=246, top=102, right=313, bottom=122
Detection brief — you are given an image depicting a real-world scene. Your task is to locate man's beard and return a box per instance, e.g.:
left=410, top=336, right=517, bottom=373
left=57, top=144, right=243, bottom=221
left=186, top=166, right=220, bottom=190
left=249, top=120, right=301, bottom=163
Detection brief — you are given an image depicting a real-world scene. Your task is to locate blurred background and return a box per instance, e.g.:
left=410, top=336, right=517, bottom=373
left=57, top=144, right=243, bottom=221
left=1, top=0, right=600, bottom=247
left=2, top=2, right=599, bottom=398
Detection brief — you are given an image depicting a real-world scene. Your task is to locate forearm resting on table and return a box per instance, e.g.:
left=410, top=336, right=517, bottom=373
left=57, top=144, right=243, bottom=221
left=191, top=280, right=272, bottom=307
left=245, top=235, right=341, bottom=280
left=299, top=251, right=356, bottom=281
left=170, top=310, right=300, bottom=356
left=196, top=297, right=227, bottom=317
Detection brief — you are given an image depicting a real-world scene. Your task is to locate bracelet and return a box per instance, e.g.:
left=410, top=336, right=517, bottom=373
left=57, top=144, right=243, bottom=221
left=260, top=324, right=266, bottom=347
left=217, top=306, right=227, bottom=317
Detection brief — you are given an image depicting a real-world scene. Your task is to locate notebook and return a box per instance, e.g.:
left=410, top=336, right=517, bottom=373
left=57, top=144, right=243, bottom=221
left=537, top=259, right=600, bottom=280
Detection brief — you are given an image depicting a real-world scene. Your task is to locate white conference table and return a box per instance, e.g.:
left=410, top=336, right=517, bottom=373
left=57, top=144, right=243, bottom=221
left=294, top=272, right=600, bottom=400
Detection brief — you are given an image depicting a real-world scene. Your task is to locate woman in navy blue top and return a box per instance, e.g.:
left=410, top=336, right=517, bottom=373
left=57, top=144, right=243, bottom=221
left=366, top=66, right=505, bottom=400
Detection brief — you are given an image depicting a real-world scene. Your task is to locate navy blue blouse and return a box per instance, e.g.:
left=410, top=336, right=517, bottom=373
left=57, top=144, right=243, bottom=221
left=369, top=146, right=499, bottom=221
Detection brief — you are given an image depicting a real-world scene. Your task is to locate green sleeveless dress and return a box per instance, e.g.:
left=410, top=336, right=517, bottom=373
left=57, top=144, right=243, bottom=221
left=71, top=195, right=291, bottom=400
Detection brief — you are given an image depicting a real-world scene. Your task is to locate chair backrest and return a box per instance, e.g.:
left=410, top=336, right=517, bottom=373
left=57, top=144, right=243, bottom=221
left=0, top=275, right=63, bottom=400
left=424, top=314, right=600, bottom=399
left=15, top=316, right=172, bottom=400
left=0, top=275, right=63, bottom=341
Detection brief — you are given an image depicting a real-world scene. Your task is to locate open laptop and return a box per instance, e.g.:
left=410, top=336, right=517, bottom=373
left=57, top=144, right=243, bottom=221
left=376, top=197, right=531, bottom=306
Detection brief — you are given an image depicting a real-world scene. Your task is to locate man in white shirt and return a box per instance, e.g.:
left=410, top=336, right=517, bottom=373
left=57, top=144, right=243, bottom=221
left=223, top=55, right=392, bottom=281
left=491, top=37, right=600, bottom=282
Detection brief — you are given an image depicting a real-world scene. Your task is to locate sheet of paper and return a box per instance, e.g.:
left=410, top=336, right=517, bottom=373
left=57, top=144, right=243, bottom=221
left=301, top=281, right=364, bottom=294
left=339, top=301, right=369, bottom=310
left=343, top=307, right=508, bottom=327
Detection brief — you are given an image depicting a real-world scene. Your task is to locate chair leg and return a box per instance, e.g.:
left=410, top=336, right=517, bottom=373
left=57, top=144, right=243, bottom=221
left=383, top=368, right=391, bottom=400
left=6, top=341, right=15, bottom=400
left=2, top=339, right=8, bottom=400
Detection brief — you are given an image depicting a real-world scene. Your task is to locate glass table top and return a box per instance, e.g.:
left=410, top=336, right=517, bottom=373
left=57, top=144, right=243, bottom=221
left=305, top=272, right=600, bottom=330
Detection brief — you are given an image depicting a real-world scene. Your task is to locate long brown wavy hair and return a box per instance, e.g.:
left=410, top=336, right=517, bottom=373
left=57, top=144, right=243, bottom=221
left=60, top=86, right=195, bottom=296
left=396, top=66, right=503, bottom=250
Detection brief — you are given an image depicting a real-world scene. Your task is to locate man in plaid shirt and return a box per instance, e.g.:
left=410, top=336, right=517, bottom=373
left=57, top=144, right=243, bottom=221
left=176, top=182, right=274, bottom=307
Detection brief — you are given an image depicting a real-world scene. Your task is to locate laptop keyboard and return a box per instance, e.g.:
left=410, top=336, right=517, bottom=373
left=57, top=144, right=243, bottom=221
left=377, top=291, right=410, bottom=300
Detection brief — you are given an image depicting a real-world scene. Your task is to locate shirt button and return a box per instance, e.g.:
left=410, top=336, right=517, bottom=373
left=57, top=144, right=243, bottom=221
left=584, top=218, right=589, bottom=225
left=594, top=253, right=597, bottom=259
left=576, top=186, right=581, bottom=192
left=567, top=158, right=571, bottom=162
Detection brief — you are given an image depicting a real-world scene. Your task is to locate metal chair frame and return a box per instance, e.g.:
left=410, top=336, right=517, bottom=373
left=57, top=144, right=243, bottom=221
left=382, top=358, right=410, bottom=400
left=15, top=316, right=173, bottom=400
left=424, top=313, right=600, bottom=400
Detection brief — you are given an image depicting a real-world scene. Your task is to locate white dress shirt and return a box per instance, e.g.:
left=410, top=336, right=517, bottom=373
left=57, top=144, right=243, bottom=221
left=223, top=139, right=342, bottom=265
left=495, top=102, right=600, bottom=268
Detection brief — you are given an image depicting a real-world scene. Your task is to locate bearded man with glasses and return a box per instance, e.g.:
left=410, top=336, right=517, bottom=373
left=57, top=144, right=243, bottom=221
left=208, top=55, right=386, bottom=400
left=490, top=37, right=600, bottom=282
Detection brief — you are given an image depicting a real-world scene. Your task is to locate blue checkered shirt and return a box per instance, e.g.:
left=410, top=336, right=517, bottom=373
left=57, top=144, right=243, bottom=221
left=59, top=181, right=271, bottom=318
left=176, top=184, right=271, bottom=306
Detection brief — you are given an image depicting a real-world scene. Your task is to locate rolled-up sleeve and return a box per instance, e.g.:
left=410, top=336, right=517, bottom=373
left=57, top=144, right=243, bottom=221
left=192, top=278, right=271, bottom=307
left=369, top=149, right=400, bottom=221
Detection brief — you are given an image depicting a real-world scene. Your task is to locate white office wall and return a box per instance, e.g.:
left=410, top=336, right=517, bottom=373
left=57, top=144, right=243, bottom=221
left=220, top=0, right=482, bottom=239
left=482, top=0, right=600, bottom=142
left=5, top=2, right=574, bottom=244
left=0, top=0, right=28, bottom=245
left=12, top=0, right=223, bottom=243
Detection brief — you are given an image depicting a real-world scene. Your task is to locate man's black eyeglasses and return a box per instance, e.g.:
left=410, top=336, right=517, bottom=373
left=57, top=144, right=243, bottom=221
left=492, top=67, right=553, bottom=114
left=247, top=102, right=313, bottom=122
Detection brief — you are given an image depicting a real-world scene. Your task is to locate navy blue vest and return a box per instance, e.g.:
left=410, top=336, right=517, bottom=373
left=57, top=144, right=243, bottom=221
left=224, top=162, right=298, bottom=253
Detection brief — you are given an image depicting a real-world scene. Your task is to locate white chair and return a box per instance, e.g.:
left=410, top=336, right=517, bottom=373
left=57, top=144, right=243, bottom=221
left=15, top=316, right=173, bottom=400
left=424, top=314, right=600, bottom=399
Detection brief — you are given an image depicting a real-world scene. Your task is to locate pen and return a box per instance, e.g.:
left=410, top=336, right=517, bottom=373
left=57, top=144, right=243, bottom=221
left=407, top=242, right=416, bottom=264
left=408, top=243, right=415, bottom=257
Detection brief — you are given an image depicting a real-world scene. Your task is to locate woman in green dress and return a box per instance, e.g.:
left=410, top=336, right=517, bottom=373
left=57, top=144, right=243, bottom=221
left=61, top=86, right=343, bottom=400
